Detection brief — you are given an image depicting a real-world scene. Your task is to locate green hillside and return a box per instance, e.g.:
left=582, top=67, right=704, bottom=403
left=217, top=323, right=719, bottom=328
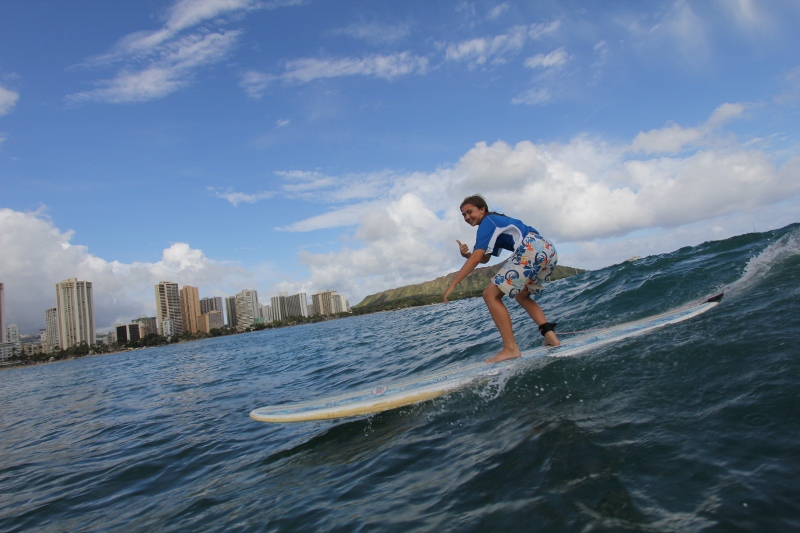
left=352, top=264, right=585, bottom=314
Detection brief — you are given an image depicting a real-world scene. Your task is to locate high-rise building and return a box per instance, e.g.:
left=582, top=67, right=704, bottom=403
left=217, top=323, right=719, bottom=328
left=285, top=293, right=309, bottom=319
left=271, top=293, right=288, bottom=322
left=197, top=310, right=224, bottom=333
left=132, top=316, right=157, bottom=337
left=56, top=278, right=95, bottom=350
left=7, top=324, right=20, bottom=344
left=200, top=296, right=223, bottom=316
left=45, top=307, right=60, bottom=347
left=235, top=289, right=259, bottom=331
left=179, top=285, right=201, bottom=334
left=225, top=296, right=237, bottom=329
left=260, top=304, right=274, bottom=323
left=312, top=290, right=350, bottom=316
left=155, top=282, right=183, bottom=337
left=115, top=323, right=143, bottom=344
left=312, top=290, right=334, bottom=316
left=0, top=282, right=5, bottom=343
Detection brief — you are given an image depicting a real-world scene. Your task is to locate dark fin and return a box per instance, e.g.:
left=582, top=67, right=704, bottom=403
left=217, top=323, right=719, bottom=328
left=706, top=293, right=724, bottom=303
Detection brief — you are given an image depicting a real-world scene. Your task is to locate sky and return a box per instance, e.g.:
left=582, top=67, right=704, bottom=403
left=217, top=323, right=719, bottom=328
left=1, top=0, right=799, bottom=334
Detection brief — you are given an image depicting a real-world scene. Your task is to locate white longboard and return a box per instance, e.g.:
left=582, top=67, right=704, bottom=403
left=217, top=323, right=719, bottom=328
left=250, top=293, right=723, bottom=423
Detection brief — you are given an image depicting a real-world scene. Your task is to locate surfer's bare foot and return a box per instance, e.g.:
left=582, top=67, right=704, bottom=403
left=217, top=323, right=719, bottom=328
left=543, top=331, right=560, bottom=347
left=486, top=346, right=522, bottom=363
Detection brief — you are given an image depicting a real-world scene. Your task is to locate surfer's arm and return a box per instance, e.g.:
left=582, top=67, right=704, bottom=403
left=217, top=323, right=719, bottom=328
left=456, top=240, right=490, bottom=263
left=444, top=249, right=486, bottom=303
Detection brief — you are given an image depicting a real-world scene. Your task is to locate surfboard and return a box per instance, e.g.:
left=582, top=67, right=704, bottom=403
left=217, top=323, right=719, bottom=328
left=250, top=292, right=723, bottom=423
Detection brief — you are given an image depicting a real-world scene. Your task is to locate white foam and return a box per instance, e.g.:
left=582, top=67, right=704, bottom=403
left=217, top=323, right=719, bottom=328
left=726, top=229, right=800, bottom=297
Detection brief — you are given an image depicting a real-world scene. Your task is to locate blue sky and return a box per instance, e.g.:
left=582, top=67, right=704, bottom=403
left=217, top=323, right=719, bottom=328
left=1, top=0, right=799, bottom=334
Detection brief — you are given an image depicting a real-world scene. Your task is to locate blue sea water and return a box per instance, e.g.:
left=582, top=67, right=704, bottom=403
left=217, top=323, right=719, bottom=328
left=1, top=225, right=799, bottom=532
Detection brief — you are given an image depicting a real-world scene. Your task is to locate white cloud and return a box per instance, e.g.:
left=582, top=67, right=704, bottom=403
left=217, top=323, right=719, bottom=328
left=445, top=25, right=527, bottom=65
left=279, top=52, right=429, bottom=84
left=524, top=47, right=568, bottom=69
left=332, top=22, right=411, bottom=45
left=209, top=187, right=276, bottom=206
left=282, top=105, right=798, bottom=303
left=511, top=87, right=551, bottom=105
left=627, top=0, right=708, bottom=66
left=69, top=30, right=241, bottom=104
left=67, top=0, right=302, bottom=104
left=0, top=85, right=19, bottom=116
left=276, top=118, right=290, bottom=128
left=488, top=3, right=510, bottom=20
left=240, top=70, right=273, bottom=99
left=445, top=21, right=560, bottom=67
left=0, top=208, right=251, bottom=333
left=631, top=102, right=746, bottom=153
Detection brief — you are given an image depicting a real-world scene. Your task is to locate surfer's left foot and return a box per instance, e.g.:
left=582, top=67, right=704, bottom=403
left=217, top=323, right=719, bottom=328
left=486, top=346, right=522, bottom=363
left=542, top=331, right=560, bottom=347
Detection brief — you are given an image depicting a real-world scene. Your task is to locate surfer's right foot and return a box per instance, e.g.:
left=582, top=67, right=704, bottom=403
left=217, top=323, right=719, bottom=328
left=486, top=346, right=522, bottom=363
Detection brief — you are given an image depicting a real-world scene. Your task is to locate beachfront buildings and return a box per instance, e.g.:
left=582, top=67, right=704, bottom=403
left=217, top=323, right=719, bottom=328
left=312, top=290, right=349, bottom=316
left=56, top=278, right=96, bottom=349
left=0, top=283, right=5, bottom=343
left=44, top=307, right=59, bottom=349
left=179, top=285, right=201, bottom=334
left=197, top=310, right=224, bottom=333
left=225, top=296, right=237, bottom=329
left=235, top=289, right=259, bottom=331
left=155, top=281, right=183, bottom=337
left=200, top=296, right=223, bottom=316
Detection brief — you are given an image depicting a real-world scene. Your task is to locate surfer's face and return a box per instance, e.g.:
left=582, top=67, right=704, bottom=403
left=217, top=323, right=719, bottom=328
left=461, top=203, right=486, bottom=226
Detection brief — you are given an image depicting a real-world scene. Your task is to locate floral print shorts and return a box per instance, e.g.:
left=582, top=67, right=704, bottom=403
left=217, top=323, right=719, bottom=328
left=493, top=232, right=558, bottom=297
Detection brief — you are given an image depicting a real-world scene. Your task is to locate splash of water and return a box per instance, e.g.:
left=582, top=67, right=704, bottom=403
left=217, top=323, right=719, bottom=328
left=725, top=229, right=800, bottom=297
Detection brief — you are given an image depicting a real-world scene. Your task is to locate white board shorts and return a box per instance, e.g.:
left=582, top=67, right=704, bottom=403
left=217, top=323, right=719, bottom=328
left=492, top=232, right=558, bottom=297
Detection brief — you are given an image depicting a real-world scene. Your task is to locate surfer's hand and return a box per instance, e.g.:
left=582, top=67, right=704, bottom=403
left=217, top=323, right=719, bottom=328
left=457, top=240, right=470, bottom=258
left=444, top=286, right=454, bottom=303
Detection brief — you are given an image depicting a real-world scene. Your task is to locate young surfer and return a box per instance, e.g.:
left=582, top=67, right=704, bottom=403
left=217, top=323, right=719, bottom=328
left=444, top=195, right=560, bottom=362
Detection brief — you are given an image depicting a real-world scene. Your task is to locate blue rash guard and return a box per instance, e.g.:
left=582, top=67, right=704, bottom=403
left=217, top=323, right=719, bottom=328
left=474, top=213, right=539, bottom=257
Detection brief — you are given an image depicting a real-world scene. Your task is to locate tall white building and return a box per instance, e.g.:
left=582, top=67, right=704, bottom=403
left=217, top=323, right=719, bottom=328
left=286, top=292, right=309, bottom=319
left=235, top=289, right=259, bottom=331
left=45, top=307, right=60, bottom=347
left=155, top=282, right=183, bottom=337
left=56, top=278, right=95, bottom=349
left=0, top=282, right=5, bottom=343
left=271, top=293, right=288, bottom=322
left=6, top=324, right=20, bottom=344
left=260, top=304, right=274, bottom=323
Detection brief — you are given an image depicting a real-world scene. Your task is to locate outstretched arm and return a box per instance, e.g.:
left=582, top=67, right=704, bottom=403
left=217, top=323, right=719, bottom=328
left=444, top=249, right=486, bottom=303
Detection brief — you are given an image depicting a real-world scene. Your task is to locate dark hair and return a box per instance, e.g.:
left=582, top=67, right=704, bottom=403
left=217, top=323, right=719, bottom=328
left=460, top=194, right=505, bottom=216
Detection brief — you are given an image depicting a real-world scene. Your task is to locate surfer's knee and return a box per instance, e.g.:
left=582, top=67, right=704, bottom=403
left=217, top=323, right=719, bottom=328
left=483, top=284, right=502, bottom=301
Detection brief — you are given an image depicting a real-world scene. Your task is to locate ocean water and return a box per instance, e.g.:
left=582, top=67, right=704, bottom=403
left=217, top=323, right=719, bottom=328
left=2, top=225, right=799, bottom=532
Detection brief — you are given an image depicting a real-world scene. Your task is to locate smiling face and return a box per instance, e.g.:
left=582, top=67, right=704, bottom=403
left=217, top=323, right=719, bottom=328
left=460, top=203, right=487, bottom=226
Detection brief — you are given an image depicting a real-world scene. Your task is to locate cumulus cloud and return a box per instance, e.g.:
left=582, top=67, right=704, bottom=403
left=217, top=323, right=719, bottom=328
left=281, top=104, right=798, bottom=303
left=0, top=85, right=19, bottom=116
left=0, top=208, right=251, bottom=333
left=631, top=102, right=746, bottom=153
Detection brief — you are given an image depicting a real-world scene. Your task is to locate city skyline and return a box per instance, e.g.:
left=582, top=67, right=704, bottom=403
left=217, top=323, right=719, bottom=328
left=2, top=1, right=799, bottom=334
left=0, top=276, right=350, bottom=339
